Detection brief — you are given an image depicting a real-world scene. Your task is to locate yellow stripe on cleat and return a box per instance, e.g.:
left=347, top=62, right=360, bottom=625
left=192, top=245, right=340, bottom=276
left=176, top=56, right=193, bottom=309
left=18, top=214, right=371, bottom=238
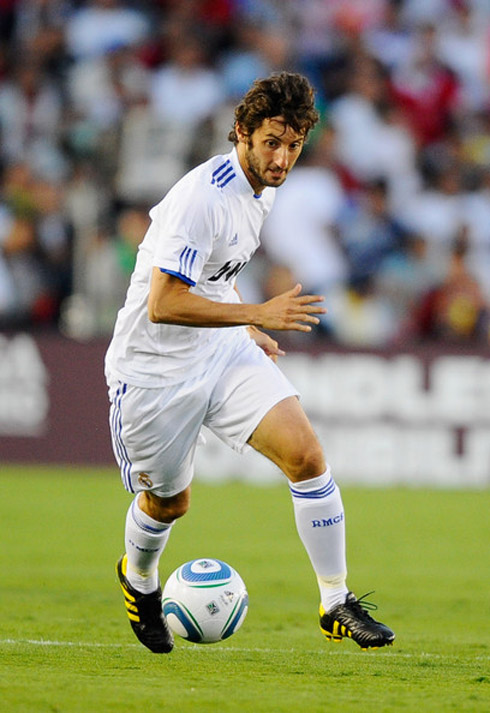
left=121, top=555, right=129, bottom=577
left=119, top=584, right=136, bottom=603
left=127, top=612, right=140, bottom=622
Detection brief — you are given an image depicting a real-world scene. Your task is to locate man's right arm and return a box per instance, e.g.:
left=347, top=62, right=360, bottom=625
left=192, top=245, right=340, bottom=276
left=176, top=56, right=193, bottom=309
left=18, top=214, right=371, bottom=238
left=148, top=268, right=326, bottom=333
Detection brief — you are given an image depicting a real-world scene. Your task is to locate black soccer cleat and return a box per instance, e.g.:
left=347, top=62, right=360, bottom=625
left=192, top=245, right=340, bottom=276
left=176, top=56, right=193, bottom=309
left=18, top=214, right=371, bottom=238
left=319, top=591, right=395, bottom=650
left=116, top=554, right=174, bottom=654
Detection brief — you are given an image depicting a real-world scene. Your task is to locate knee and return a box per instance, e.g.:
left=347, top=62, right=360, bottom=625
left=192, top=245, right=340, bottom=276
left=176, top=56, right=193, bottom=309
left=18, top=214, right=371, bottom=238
left=282, top=441, right=326, bottom=482
left=140, top=487, right=191, bottom=523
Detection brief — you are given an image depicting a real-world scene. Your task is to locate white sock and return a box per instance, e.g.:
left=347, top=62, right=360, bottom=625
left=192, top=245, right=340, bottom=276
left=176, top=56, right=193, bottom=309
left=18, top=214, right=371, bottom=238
left=289, top=468, right=349, bottom=612
left=124, top=495, right=173, bottom=594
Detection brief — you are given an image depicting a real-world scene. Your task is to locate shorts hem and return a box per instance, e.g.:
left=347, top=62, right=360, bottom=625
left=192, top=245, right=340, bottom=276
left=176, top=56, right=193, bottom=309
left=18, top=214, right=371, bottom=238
left=232, top=389, right=299, bottom=455
left=132, top=472, right=194, bottom=499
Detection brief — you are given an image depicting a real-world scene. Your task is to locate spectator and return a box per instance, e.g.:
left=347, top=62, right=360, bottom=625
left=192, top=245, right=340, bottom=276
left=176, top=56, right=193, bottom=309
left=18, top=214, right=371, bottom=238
left=336, top=178, right=408, bottom=285
left=65, top=0, right=150, bottom=61
left=260, top=127, right=348, bottom=328
left=220, top=23, right=292, bottom=101
left=0, top=58, right=65, bottom=179
left=33, top=177, right=73, bottom=315
left=149, top=33, right=224, bottom=127
left=11, top=0, right=71, bottom=79
left=436, top=0, right=490, bottom=111
left=411, top=231, right=488, bottom=342
left=328, top=53, right=419, bottom=207
left=375, top=233, right=442, bottom=343
left=66, top=37, right=150, bottom=190
left=70, top=205, right=148, bottom=336
left=399, top=165, right=464, bottom=272
left=326, top=274, right=400, bottom=347
left=389, top=22, right=460, bottom=146
left=461, top=168, right=490, bottom=301
left=365, top=0, right=414, bottom=72
left=0, top=213, right=50, bottom=325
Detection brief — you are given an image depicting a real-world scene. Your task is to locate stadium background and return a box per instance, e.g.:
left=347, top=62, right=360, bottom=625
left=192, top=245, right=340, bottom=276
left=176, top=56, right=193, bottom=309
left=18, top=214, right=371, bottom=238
left=0, top=0, right=489, bottom=489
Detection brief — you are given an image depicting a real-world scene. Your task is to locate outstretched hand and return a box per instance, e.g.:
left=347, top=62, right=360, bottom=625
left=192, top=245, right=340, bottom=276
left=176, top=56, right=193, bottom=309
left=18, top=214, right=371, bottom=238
left=258, top=283, right=326, bottom=332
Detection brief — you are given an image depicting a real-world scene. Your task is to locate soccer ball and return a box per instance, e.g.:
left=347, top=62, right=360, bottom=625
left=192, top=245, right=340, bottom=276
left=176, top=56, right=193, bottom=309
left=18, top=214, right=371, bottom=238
left=162, top=558, right=248, bottom=644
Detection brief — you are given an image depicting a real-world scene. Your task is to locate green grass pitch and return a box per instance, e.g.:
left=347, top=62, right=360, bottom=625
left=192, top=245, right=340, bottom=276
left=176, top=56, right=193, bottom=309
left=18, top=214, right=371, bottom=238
left=1, top=466, right=489, bottom=713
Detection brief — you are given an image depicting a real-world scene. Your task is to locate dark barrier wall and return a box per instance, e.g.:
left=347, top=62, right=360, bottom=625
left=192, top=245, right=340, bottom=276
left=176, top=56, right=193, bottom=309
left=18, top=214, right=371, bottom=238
left=0, top=332, right=113, bottom=465
left=1, top=332, right=489, bottom=487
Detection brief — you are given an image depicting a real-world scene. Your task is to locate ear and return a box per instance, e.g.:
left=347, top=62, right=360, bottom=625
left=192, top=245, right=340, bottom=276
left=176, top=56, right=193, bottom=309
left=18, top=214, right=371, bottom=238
left=235, top=122, right=248, bottom=144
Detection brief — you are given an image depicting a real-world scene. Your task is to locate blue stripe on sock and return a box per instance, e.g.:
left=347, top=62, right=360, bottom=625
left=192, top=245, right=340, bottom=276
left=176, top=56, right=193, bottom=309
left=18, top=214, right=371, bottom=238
left=289, top=477, right=336, bottom=500
left=131, top=500, right=169, bottom=534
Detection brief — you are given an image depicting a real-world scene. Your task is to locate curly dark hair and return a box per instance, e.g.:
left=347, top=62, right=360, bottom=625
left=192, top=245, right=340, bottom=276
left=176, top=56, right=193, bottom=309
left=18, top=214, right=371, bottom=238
left=228, top=72, right=319, bottom=144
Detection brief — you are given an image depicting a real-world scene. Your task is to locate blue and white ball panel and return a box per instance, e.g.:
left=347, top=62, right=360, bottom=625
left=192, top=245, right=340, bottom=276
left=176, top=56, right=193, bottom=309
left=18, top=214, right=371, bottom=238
left=162, top=600, right=204, bottom=643
left=221, top=592, right=249, bottom=640
left=178, top=559, right=232, bottom=586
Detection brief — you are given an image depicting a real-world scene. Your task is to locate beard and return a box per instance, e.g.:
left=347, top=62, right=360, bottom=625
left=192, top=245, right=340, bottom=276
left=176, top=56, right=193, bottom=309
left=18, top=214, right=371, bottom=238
left=244, top=144, right=287, bottom=189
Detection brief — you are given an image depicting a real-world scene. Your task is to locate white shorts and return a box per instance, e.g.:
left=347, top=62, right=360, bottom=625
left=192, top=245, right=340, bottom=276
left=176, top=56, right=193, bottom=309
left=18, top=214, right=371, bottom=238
left=107, top=336, right=298, bottom=497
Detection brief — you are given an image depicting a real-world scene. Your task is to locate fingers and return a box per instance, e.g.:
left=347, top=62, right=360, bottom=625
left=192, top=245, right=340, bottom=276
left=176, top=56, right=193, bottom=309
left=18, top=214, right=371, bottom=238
left=288, top=307, right=326, bottom=331
left=285, top=285, right=324, bottom=304
left=264, top=338, right=286, bottom=360
left=293, top=315, right=320, bottom=330
left=300, top=304, right=327, bottom=315
left=296, top=293, right=325, bottom=305
left=261, top=286, right=327, bottom=332
left=291, top=301, right=327, bottom=319
left=290, top=322, right=315, bottom=333
left=267, top=345, right=286, bottom=357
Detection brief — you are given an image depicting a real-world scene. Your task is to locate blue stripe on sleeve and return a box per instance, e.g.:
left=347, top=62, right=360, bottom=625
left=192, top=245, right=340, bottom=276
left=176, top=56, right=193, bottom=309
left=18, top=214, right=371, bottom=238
left=211, top=159, right=230, bottom=178
left=159, top=268, right=196, bottom=286
left=179, top=246, right=190, bottom=275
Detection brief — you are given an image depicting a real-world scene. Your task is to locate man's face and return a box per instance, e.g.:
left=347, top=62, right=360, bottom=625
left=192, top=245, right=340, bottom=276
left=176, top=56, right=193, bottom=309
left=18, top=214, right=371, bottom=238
left=236, top=117, right=305, bottom=194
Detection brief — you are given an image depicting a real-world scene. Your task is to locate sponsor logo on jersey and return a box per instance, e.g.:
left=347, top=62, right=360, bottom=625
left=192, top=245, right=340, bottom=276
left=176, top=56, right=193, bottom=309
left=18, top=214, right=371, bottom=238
left=209, top=260, right=247, bottom=282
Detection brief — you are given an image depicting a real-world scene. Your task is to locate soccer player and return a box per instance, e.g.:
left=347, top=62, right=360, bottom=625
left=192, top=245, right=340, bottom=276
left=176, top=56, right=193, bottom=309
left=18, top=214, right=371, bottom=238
left=105, top=72, right=395, bottom=653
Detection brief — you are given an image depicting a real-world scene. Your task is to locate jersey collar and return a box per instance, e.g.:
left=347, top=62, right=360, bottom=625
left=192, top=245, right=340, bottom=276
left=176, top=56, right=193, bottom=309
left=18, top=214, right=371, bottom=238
left=230, top=147, right=264, bottom=200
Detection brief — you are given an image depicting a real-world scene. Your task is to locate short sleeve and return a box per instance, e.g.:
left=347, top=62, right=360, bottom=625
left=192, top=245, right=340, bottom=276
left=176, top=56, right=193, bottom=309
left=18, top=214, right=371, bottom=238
left=150, top=182, right=220, bottom=286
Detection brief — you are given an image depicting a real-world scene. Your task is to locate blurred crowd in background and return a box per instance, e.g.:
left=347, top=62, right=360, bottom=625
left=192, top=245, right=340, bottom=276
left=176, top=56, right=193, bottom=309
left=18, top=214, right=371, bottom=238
left=1, top=0, right=490, bottom=347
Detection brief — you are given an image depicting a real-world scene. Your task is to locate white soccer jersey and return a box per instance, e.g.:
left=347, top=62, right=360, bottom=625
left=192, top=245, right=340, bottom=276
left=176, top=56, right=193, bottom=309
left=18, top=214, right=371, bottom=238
left=105, top=148, right=275, bottom=387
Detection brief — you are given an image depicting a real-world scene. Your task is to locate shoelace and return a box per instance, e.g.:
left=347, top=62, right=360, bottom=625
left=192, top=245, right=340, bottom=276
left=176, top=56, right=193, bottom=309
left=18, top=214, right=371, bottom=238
left=349, top=592, right=379, bottom=620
